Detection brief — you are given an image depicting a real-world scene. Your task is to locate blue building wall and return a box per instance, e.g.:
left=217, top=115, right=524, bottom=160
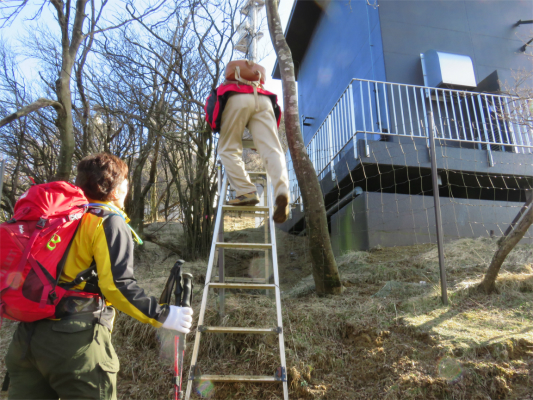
left=297, top=0, right=386, bottom=145
left=378, top=0, right=533, bottom=87
left=294, top=0, right=532, bottom=147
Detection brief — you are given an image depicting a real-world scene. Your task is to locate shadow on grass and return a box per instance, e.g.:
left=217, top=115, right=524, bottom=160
left=480, top=325, right=533, bottom=346
left=404, top=284, right=533, bottom=353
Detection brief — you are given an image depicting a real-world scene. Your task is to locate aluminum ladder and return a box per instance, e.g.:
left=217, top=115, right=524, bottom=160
left=184, top=168, right=289, bottom=400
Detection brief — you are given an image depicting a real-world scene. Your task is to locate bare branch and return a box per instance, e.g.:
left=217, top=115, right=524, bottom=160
left=86, top=0, right=167, bottom=38
left=0, top=0, right=30, bottom=27
left=0, top=98, right=63, bottom=128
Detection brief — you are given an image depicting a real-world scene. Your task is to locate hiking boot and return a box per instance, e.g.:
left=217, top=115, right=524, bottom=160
left=273, top=194, right=289, bottom=223
left=228, top=191, right=260, bottom=206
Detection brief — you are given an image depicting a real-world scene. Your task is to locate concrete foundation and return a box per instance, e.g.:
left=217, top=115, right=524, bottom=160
left=330, top=191, right=533, bottom=255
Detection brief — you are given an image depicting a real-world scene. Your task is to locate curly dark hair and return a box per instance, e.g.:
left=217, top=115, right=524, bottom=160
left=75, top=153, right=128, bottom=201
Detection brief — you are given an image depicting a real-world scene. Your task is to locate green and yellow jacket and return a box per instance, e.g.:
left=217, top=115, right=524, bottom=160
left=58, top=201, right=168, bottom=329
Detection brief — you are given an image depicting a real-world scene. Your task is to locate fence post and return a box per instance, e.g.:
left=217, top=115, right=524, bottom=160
left=428, top=111, right=449, bottom=306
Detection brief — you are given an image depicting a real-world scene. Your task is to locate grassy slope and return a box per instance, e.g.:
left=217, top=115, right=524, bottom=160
left=0, top=223, right=531, bottom=400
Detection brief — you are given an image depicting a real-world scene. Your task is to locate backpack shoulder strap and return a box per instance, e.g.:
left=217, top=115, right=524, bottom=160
left=86, top=203, right=125, bottom=220
left=86, top=203, right=143, bottom=245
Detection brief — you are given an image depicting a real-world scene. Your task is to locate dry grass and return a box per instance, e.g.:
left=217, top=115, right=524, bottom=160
left=109, top=231, right=532, bottom=400
left=0, top=226, right=531, bottom=400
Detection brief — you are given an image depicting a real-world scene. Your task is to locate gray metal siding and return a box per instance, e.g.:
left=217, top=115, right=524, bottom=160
left=378, top=0, right=533, bottom=87
left=296, top=0, right=386, bottom=145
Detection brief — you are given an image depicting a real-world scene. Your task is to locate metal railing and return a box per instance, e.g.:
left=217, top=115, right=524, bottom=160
left=287, top=78, right=533, bottom=205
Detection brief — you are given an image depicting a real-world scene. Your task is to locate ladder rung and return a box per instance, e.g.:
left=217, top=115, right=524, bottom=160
left=216, top=242, right=271, bottom=250
left=222, top=205, right=269, bottom=213
left=196, top=375, right=281, bottom=383
left=199, top=326, right=280, bottom=334
left=215, top=277, right=269, bottom=283
left=209, top=283, right=275, bottom=290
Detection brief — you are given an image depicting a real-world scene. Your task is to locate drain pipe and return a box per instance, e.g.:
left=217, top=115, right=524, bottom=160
left=326, top=186, right=363, bottom=217
left=297, top=186, right=363, bottom=236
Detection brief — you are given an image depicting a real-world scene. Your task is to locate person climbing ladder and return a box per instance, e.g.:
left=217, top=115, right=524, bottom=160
left=205, top=59, right=290, bottom=223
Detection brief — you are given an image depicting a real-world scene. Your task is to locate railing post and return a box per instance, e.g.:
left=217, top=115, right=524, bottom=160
left=496, top=96, right=518, bottom=153
left=391, top=84, right=398, bottom=135
left=364, top=82, right=372, bottom=157
left=405, top=85, right=414, bottom=136
left=374, top=81, right=383, bottom=135
left=421, top=88, right=430, bottom=148
left=517, top=98, right=532, bottom=150
left=476, top=95, right=495, bottom=167
left=327, top=117, right=336, bottom=181
left=506, top=97, right=526, bottom=153
left=428, top=111, right=449, bottom=306
left=359, top=82, right=370, bottom=157
left=349, top=82, right=358, bottom=160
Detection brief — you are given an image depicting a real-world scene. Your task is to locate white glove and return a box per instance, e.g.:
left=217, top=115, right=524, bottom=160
left=162, top=305, right=194, bottom=334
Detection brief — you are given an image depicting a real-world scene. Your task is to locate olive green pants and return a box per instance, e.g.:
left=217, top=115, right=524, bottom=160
left=5, top=319, right=119, bottom=400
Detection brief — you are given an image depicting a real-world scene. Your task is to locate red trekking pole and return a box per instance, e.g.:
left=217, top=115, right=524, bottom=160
left=160, top=261, right=193, bottom=400
left=174, top=272, right=193, bottom=400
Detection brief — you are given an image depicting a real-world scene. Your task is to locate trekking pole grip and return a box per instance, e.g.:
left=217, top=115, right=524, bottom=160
left=180, top=273, right=193, bottom=308
left=172, top=260, right=185, bottom=307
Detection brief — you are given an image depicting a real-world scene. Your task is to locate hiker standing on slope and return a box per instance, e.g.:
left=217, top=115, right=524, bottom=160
left=205, top=60, right=290, bottom=223
left=4, top=153, right=193, bottom=400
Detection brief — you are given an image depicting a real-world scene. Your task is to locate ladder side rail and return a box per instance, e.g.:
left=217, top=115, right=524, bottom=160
left=267, top=175, right=290, bottom=400
left=185, top=173, right=229, bottom=400
left=264, top=178, right=269, bottom=289
left=218, top=165, right=225, bottom=316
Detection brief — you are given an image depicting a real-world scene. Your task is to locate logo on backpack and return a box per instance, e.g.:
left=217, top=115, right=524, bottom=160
left=47, top=234, right=62, bottom=250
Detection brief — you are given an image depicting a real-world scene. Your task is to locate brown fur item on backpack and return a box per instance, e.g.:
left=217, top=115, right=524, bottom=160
left=225, top=60, right=266, bottom=84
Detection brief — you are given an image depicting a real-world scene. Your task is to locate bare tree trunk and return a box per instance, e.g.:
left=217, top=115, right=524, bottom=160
left=149, top=138, right=160, bottom=222
left=130, top=151, right=150, bottom=233
left=479, top=201, right=533, bottom=293
left=150, top=183, right=158, bottom=222
left=76, top=40, right=95, bottom=157
left=55, top=66, right=76, bottom=181
left=265, top=0, right=343, bottom=295
left=50, top=0, right=91, bottom=180
left=75, top=2, right=99, bottom=158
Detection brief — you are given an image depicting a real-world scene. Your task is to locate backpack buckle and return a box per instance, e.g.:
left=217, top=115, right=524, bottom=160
left=48, top=290, right=57, bottom=302
left=36, top=218, right=47, bottom=229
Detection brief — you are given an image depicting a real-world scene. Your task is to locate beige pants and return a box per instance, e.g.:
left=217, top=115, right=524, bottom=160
left=219, top=93, right=290, bottom=199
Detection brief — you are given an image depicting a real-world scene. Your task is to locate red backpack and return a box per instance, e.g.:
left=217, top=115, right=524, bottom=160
left=0, top=181, right=88, bottom=322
